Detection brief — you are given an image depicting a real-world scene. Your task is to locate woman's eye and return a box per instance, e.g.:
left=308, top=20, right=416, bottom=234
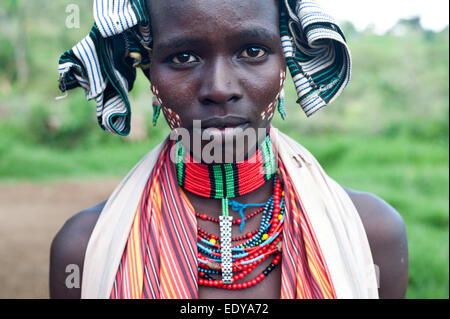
left=171, top=53, right=198, bottom=64
left=240, top=47, right=267, bottom=59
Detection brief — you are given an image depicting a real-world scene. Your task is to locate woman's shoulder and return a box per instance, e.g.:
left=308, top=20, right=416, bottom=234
left=343, top=187, right=405, bottom=234
left=49, top=201, right=106, bottom=298
left=343, top=187, right=409, bottom=298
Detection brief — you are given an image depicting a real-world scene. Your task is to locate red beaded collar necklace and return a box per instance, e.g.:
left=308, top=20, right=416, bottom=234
left=175, top=133, right=276, bottom=199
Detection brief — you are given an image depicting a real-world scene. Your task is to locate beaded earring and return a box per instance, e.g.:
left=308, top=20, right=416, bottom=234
left=151, top=85, right=162, bottom=126
left=150, top=84, right=182, bottom=129
left=277, top=88, right=287, bottom=120
left=152, top=100, right=161, bottom=126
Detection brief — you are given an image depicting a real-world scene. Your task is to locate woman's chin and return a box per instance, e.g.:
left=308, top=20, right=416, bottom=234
left=188, top=125, right=266, bottom=164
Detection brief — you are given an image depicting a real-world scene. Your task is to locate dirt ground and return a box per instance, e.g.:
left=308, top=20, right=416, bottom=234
left=0, top=178, right=121, bottom=299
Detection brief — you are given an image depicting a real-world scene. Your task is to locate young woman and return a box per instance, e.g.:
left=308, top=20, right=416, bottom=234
left=50, top=0, right=408, bottom=299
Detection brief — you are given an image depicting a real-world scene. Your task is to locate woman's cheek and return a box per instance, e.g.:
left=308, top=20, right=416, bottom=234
left=252, top=68, right=285, bottom=123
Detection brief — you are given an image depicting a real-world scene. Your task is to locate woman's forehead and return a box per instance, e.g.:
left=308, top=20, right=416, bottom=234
left=149, top=0, right=279, bottom=41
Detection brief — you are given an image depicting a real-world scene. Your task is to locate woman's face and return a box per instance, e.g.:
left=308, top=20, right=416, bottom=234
left=149, top=0, right=284, bottom=159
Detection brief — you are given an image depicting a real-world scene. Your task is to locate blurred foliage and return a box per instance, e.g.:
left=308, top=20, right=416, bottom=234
left=0, top=1, right=448, bottom=298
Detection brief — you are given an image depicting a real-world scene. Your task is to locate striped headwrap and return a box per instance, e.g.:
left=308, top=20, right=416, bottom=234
left=57, top=0, right=351, bottom=135
left=110, top=138, right=336, bottom=298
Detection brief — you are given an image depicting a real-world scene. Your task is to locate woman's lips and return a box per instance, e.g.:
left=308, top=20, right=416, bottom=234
left=216, top=122, right=250, bottom=131
left=192, top=119, right=252, bottom=142
left=202, top=122, right=251, bottom=139
left=200, top=115, right=249, bottom=130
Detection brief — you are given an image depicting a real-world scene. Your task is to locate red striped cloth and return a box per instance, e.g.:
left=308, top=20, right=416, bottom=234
left=110, top=140, right=335, bottom=299
left=278, top=159, right=336, bottom=298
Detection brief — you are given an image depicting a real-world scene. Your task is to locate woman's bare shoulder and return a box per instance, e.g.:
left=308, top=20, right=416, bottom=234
left=343, top=187, right=409, bottom=299
left=49, top=201, right=106, bottom=298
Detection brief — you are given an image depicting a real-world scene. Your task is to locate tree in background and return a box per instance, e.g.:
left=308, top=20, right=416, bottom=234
left=0, top=0, right=28, bottom=86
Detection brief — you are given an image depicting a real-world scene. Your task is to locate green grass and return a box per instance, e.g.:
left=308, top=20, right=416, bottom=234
left=0, top=135, right=161, bottom=182
left=294, top=134, right=449, bottom=299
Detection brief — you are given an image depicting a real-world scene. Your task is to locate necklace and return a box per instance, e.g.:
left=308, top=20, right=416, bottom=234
left=175, top=132, right=283, bottom=289
left=197, top=176, right=284, bottom=289
left=175, top=133, right=276, bottom=199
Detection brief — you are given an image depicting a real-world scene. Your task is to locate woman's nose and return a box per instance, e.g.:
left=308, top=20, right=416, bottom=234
left=198, top=57, right=243, bottom=106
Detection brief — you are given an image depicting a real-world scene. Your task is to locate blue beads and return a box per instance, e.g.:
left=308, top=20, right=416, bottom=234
left=198, top=266, right=220, bottom=275
left=197, top=175, right=283, bottom=265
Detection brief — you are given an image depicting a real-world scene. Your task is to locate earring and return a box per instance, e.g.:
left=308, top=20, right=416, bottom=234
left=151, top=85, right=162, bottom=126
left=277, top=88, right=287, bottom=120
left=152, top=101, right=161, bottom=126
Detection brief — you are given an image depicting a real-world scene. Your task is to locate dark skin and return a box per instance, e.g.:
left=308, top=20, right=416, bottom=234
left=49, top=0, right=408, bottom=299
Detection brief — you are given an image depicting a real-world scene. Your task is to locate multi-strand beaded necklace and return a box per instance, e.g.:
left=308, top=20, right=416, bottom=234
left=175, top=134, right=285, bottom=290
